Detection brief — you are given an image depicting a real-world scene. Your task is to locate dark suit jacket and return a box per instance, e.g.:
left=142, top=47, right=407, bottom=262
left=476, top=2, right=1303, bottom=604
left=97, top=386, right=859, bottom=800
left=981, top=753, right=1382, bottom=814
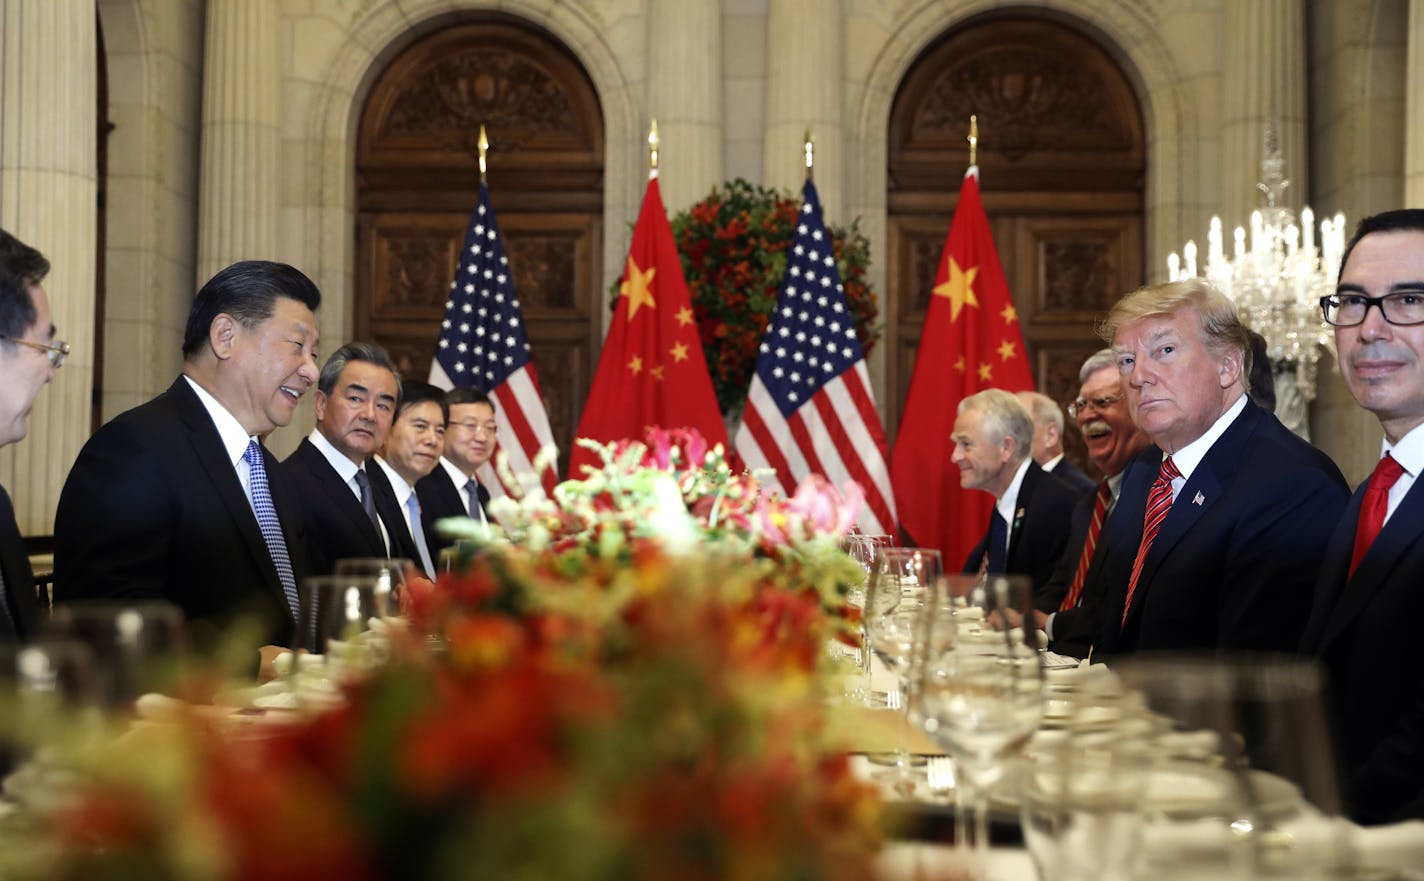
left=0, top=485, right=41, bottom=642
left=1048, top=456, right=1096, bottom=497
left=1302, top=471, right=1424, bottom=824
left=53, top=377, right=307, bottom=649
left=1093, top=399, right=1348, bottom=657
left=961, top=461, right=1081, bottom=611
left=1041, top=481, right=1121, bottom=659
left=281, top=438, right=404, bottom=577
left=366, top=461, right=424, bottom=570
left=415, top=464, right=487, bottom=555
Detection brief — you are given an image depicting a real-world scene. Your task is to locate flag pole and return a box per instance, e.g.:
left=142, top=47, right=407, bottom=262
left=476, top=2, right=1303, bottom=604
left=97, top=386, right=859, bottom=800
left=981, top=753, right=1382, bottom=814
left=477, top=124, right=489, bottom=183
left=647, top=119, right=659, bottom=180
left=803, top=128, right=814, bottom=182
left=968, top=114, right=978, bottom=169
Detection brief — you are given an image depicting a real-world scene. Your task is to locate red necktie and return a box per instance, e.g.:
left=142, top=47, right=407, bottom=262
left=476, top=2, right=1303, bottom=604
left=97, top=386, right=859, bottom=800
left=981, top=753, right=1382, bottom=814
left=1060, top=480, right=1112, bottom=611
left=1122, top=456, right=1181, bottom=626
left=1348, top=453, right=1405, bottom=579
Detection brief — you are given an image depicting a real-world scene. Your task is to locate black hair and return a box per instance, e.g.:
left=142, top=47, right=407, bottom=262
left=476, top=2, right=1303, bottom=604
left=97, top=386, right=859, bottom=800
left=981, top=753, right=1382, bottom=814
left=182, top=260, right=322, bottom=358
left=0, top=229, right=50, bottom=343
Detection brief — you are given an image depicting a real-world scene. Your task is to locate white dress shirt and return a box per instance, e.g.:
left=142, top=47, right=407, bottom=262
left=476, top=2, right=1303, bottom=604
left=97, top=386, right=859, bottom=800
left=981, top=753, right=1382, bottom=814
left=1380, top=423, right=1424, bottom=525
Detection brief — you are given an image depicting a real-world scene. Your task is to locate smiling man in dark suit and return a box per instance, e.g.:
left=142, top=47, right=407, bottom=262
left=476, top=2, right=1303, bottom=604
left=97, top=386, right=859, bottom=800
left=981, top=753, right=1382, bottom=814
left=1303, top=208, right=1424, bottom=825
left=416, top=386, right=497, bottom=553
left=955, top=388, right=1080, bottom=609
left=1092, top=278, right=1347, bottom=657
left=54, top=261, right=321, bottom=656
left=0, top=230, right=65, bottom=643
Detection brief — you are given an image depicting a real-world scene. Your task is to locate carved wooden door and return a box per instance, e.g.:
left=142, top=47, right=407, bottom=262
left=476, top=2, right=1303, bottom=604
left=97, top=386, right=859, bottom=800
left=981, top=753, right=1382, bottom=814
left=356, top=19, right=603, bottom=474
left=886, top=17, right=1145, bottom=476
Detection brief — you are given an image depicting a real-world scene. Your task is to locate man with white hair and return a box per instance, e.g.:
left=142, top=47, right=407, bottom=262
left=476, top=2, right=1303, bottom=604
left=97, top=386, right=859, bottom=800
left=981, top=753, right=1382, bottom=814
left=954, top=388, right=1080, bottom=607
left=1016, top=390, right=1094, bottom=495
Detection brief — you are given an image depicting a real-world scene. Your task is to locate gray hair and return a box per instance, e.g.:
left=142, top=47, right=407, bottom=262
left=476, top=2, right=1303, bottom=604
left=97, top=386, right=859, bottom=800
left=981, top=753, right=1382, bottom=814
left=1079, top=348, right=1117, bottom=383
left=318, top=341, right=402, bottom=402
left=1016, top=390, right=1063, bottom=434
left=958, top=388, right=1033, bottom=461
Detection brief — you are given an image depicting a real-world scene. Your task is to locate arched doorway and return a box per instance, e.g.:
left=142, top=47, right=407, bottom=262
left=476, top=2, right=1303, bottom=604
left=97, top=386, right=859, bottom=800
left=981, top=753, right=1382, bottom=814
left=886, top=16, right=1145, bottom=474
left=355, top=16, right=604, bottom=470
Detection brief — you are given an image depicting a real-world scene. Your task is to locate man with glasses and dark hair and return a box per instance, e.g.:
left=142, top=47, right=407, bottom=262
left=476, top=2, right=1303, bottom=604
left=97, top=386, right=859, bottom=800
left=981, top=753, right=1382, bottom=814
left=0, top=229, right=64, bottom=643
left=1304, top=208, right=1424, bottom=824
left=55, top=260, right=321, bottom=659
left=416, top=387, right=497, bottom=553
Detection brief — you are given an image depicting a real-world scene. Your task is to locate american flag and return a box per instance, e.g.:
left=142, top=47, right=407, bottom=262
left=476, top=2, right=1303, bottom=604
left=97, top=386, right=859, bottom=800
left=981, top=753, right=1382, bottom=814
left=429, top=182, right=558, bottom=496
left=734, top=180, right=897, bottom=533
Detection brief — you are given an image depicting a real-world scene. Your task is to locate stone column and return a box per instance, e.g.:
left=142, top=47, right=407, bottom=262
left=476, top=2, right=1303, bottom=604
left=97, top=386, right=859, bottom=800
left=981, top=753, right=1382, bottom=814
left=645, top=0, right=723, bottom=214
left=763, top=0, right=845, bottom=219
left=1219, top=0, right=1309, bottom=221
left=0, top=1, right=98, bottom=534
left=197, top=0, right=281, bottom=282
left=1406, top=0, right=1424, bottom=204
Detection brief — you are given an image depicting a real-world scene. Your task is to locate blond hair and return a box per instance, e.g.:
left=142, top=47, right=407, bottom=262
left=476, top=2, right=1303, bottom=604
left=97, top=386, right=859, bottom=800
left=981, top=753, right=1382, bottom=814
left=1100, top=278, right=1252, bottom=381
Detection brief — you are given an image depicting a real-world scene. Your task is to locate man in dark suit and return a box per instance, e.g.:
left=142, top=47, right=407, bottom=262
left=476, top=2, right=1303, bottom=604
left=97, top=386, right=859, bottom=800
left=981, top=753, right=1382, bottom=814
left=373, top=380, right=448, bottom=579
left=54, top=261, right=322, bottom=659
left=282, top=342, right=417, bottom=577
left=1091, top=278, right=1347, bottom=657
left=1016, top=390, right=1095, bottom=496
left=1303, top=209, right=1424, bottom=824
left=416, top=386, right=497, bottom=553
left=955, top=389, right=1080, bottom=609
left=1034, top=349, right=1151, bottom=657
left=0, top=230, right=65, bottom=643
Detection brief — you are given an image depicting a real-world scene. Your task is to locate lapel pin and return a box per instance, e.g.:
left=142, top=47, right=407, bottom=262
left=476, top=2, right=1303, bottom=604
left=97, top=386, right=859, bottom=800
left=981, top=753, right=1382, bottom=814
left=1193, top=491, right=1205, bottom=506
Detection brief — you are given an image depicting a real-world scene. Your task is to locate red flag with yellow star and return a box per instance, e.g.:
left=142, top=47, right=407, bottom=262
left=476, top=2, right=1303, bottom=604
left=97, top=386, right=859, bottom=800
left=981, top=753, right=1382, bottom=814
left=569, top=175, right=729, bottom=477
left=890, top=167, right=1034, bottom=564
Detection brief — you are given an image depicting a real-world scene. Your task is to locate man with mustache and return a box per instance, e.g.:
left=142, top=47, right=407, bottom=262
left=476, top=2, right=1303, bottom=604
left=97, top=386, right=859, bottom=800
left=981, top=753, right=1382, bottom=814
left=1034, top=349, right=1151, bottom=657
left=1015, top=390, right=1096, bottom=495
left=1091, top=278, right=1347, bottom=656
left=1302, top=209, right=1424, bottom=824
left=55, top=261, right=321, bottom=653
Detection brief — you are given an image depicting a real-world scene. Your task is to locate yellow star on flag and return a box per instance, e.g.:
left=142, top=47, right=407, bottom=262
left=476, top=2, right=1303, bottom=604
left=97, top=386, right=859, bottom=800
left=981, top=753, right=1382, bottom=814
left=675, top=306, right=694, bottom=327
left=651, top=365, right=665, bottom=382
left=628, top=355, right=644, bottom=375
left=932, top=257, right=979, bottom=321
left=670, top=341, right=690, bottom=363
left=620, top=257, right=657, bottom=321
left=978, top=361, right=992, bottom=382
left=997, top=340, right=1017, bottom=361
left=1000, top=303, right=1018, bottom=323
left=953, top=355, right=967, bottom=373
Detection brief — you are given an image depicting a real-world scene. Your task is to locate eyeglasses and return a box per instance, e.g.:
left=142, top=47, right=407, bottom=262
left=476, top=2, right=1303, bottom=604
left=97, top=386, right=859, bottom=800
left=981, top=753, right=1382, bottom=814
left=1319, top=292, right=1424, bottom=327
left=449, top=420, right=498, bottom=436
left=1067, top=393, right=1122, bottom=419
left=1, top=336, right=69, bottom=368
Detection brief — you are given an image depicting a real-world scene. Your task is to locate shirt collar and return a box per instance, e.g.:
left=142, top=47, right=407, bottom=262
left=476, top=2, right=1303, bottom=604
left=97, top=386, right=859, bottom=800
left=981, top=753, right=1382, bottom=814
left=439, top=455, right=471, bottom=487
left=308, top=428, right=361, bottom=483
left=1163, top=392, right=1248, bottom=481
left=373, top=455, right=414, bottom=503
left=183, top=375, right=254, bottom=465
left=1382, top=422, right=1424, bottom=478
left=996, top=457, right=1033, bottom=524
left=1041, top=453, right=1065, bottom=472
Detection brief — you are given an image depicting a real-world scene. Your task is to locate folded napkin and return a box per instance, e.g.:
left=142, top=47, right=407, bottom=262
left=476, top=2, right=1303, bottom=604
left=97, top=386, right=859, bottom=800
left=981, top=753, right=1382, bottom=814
left=1352, top=819, right=1424, bottom=878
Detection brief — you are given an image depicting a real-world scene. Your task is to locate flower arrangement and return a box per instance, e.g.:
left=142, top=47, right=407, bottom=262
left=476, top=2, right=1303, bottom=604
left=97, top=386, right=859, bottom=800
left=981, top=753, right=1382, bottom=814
left=8, top=429, right=885, bottom=881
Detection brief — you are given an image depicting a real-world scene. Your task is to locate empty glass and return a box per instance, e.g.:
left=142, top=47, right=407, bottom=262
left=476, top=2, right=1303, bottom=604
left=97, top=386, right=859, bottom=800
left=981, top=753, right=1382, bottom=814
left=46, top=600, right=186, bottom=711
left=332, top=557, right=411, bottom=610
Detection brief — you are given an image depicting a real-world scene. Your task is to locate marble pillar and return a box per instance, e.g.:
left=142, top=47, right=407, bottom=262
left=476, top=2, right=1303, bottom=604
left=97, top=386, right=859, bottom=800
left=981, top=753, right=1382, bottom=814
left=0, top=1, right=98, bottom=534
left=645, top=0, right=723, bottom=214
left=1406, top=0, right=1424, bottom=205
left=197, top=0, right=281, bottom=282
left=763, top=0, right=845, bottom=219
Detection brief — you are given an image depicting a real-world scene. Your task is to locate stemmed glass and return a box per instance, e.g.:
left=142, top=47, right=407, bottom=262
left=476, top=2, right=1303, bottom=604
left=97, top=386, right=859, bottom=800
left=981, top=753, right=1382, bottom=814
left=332, top=557, right=411, bottom=610
left=840, top=534, right=893, bottom=703
left=864, top=547, right=941, bottom=794
left=45, top=600, right=187, bottom=711
left=915, top=574, right=1044, bottom=877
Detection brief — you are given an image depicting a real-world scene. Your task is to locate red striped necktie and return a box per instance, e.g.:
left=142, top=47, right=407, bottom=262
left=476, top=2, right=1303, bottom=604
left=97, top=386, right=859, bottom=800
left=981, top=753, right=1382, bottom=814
left=1060, top=480, right=1112, bottom=611
left=1348, top=453, right=1405, bottom=579
left=1121, top=456, right=1181, bottom=626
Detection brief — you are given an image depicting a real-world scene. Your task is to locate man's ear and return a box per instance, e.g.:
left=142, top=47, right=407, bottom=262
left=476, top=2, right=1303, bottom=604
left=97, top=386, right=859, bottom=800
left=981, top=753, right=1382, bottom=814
left=313, top=389, right=329, bottom=422
left=209, top=314, right=239, bottom=360
left=1218, top=345, right=1245, bottom=389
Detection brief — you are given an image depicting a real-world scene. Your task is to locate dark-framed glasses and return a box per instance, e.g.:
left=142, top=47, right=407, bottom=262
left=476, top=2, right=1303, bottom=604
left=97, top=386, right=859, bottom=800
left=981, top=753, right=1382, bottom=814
left=1067, top=393, right=1122, bottom=418
left=1, top=336, right=69, bottom=368
left=1320, top=292, right=1424, bottom=327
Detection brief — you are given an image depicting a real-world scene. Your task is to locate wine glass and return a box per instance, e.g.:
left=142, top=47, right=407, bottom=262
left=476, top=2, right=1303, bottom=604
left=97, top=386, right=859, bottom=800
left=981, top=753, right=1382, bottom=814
left=915, top=573, right=1044, bottom=877
left=0, top=640, right=100, bottom=807
left=864, top=547, right=941, bottom=793
left=1114, top=654, right=1352, bottom=881
left=46, top=600, right=186, bottom=711
left=840, top=534, right=893, bottom=702
left=332, top=557, right=411, bottom=610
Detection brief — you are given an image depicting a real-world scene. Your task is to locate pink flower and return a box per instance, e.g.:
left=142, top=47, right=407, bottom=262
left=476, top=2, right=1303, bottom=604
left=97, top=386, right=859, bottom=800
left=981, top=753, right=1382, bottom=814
left=785, top=475, right=862, bottom=538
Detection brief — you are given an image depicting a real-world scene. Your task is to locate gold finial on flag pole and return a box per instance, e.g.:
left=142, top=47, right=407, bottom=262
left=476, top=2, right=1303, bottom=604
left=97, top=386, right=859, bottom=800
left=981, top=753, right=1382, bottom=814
left=477, top=125, right=489, bottom=180
left=804, top=128, right=814, bottom=180
left=648, top=119, right=659, bottom=178
left=968, top=114, right=978, bottom=167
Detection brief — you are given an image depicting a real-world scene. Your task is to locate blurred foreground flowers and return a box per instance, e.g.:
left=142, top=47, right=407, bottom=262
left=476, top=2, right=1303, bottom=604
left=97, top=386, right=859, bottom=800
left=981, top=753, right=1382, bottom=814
left=5, top=429, right=883, bottom=881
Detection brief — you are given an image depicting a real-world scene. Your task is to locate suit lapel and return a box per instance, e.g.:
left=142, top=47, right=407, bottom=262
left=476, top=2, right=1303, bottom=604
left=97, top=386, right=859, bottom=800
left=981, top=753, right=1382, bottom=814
left=368, top=462, right=413, bottom=559
left=298, top=439, right=383, bottom=550
left=1005, top=464, right=1039, bottom=567
left=0, top=486, right=33, bottom=639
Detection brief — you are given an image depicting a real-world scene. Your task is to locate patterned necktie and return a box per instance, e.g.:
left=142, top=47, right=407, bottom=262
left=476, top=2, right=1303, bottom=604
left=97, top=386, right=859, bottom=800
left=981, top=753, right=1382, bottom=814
left=1121, top=456, right=1181, bottom=626
left=354, top=468, right=379, bottom=532
left=1348, top=453, right=1406, bottom=579
left=1061, top=480, right=1113, bottom=612
left=985, top=509, right=1008, bottom=574
left=244, top=439, right=299, bottom=618
left=406, top=492, right=435, bottom=579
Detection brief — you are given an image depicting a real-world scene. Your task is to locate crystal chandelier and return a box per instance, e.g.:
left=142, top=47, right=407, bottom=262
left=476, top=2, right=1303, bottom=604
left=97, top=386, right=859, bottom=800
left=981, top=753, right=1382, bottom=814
left=1167, top=127, right=1347, bottom=439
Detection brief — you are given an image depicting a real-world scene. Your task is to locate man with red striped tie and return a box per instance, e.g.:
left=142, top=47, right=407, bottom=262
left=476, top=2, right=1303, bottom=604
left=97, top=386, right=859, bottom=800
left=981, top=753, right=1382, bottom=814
left=1089, top=278, right=1347, bottom=657
left=1302, top=209, right=1424, bottom=825
left=1033, top=349, right=1149, bottom=658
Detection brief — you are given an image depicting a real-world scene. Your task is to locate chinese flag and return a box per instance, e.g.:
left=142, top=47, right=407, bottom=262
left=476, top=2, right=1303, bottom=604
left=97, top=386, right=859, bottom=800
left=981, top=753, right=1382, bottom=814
left=890, top=168, right=1035, bottom=565
left=569, top=175, right=729, bottom=477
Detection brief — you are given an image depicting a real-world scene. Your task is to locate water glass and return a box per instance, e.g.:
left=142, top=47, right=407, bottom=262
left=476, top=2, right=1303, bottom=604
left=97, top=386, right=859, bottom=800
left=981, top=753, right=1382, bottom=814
left=332, top=557, right=411, bottom=609
left=46, top=600, right=186, bottom=710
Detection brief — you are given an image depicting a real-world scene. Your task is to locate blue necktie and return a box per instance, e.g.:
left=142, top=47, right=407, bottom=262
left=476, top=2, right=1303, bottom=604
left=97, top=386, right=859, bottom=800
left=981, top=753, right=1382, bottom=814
left=244, top=439, right=299, bottom=618
left=986, top=509, right=1008, bottom=574
left=406, top=492, right=435, bottom=578
left=464, top=478, right=485, bottom=523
